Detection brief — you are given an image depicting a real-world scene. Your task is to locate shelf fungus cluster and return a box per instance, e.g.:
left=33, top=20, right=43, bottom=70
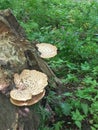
left=10, top=69, right=48, bottom=106
left=36, top=43, right=57, bottom=58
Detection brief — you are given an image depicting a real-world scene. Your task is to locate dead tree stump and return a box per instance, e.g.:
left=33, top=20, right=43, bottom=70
left=0, top=9, right=62, bottom=130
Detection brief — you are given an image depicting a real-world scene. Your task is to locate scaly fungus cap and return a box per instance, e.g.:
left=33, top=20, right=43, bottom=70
left=10, top=89, right=32, bottom=101
left=14, top=73, right=25, bottom=89
left=14, top=69, right=48, bottom=95
left=10, top=90, right=45, bottom=106
left=14, top=73, right=21, bottom=86
left=36, top=43, right=57, bottom=58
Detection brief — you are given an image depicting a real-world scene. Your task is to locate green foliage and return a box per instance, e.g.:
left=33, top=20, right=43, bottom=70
left=55, top=102, right=72, bottom=116
left=0, top=0, right=11, bottom=9
left=81, top=103, right=89, bottom=115
left=72, top=109, right=84, bottom=129
left=0, top=0, right=98, bottom=129
left=53, top=121, right=64, bottom=130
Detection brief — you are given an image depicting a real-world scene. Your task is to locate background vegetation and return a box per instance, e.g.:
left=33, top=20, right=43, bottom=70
left=0, top=0, right=98, bottom=129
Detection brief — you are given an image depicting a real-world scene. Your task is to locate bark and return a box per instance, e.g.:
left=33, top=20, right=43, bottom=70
left=0, top=9, right=62, bottom=130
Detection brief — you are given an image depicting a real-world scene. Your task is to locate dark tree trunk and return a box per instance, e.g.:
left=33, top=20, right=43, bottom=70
left=0, top=9, right=62, bottom=130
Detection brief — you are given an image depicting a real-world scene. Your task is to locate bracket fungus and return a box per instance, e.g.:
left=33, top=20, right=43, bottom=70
left=14, top=69, right=48, bottom=95
left=10, top=69, right=48, bottom=106
left=10, top=90, right=45, bottom=106
left=36, top=43, right=57, bottom=58
left=10, top=89, right=32, bottom=101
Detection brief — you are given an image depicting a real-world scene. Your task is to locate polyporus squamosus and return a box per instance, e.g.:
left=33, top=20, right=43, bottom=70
left=10, top=89, right=32, bottom=101
left=10, top=90, right=45, bottom=106
left=36, top=43, right=57, bottom=58
left=14, top=69, right=48, bottom=95
left=10, top=69, right=48, bottom=106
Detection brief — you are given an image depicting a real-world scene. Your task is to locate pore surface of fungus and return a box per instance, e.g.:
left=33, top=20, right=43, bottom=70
left=36, top=43, right=57, bottom=58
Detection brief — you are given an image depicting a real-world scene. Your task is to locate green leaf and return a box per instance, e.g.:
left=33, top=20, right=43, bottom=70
left=81, top=62, right=90, bottom=71
left=91, top=126, right=96, bottom=130
left=60, top=102, right=71, bottom=116
left=53, top=121, right=63, bottom=130
left=81, top=103, right=89, bottom=115
left=72, top=109, right=84, bottom=121
left=75, top=121, right=81, bottom=129
left=94, top=124, right=98, bottom=128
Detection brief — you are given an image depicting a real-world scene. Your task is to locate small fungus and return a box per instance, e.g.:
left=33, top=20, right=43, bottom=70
left=36, top=43, right=57, bottom=58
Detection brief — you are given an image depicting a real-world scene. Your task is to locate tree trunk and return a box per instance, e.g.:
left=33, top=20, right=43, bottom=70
left=0, top=9, right=62, bottom=130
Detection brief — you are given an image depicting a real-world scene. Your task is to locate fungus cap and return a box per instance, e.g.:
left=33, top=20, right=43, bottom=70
left=14, top=73, right=25, bottom=89
left=10, top=89, right=32, bottom=101
left=36, top=43, right=57, bottom=58
left=14, top=73, right=21, bottom=86
left=14, top=69, right=48, bottom=95
left=10, top=90, right=45, bottom=106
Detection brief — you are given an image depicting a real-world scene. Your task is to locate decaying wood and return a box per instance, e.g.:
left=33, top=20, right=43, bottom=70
left=0, top=9, right=62, bottom=130
left=0, top=9, right=26, bottom=37
left=0, top=8, right=62, bottom=87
